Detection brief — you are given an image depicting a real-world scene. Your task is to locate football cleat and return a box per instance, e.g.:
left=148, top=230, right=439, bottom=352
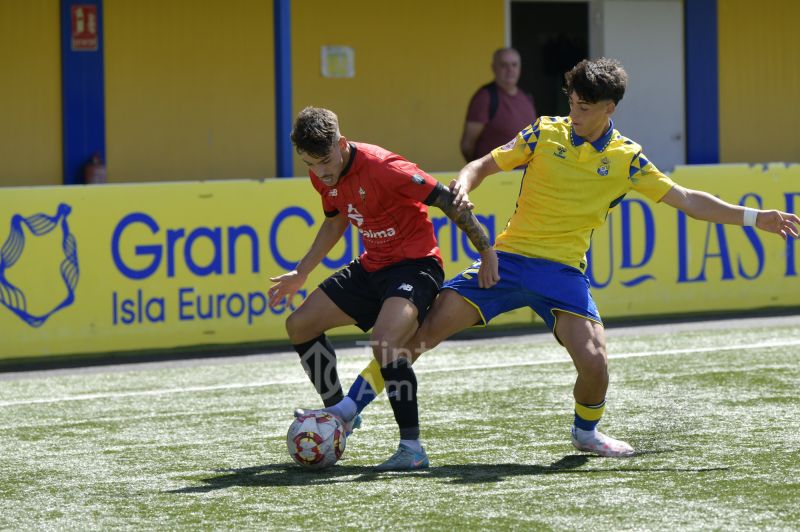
left=373, top=443, right=430, bottom=471
left=342, top=414, right=362, bottom=437
left=571, top=426, right=635, bottom=457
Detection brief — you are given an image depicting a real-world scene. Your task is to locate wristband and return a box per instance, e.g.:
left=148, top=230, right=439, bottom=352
left=743, top=207, right=758, bottom=227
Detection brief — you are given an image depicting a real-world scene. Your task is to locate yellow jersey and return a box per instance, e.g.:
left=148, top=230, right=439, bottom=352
left=491, top=116, right=675, bottom=271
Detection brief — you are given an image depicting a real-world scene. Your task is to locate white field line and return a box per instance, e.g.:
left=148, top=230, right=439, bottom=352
left=1, top=338, right=799, bottom=408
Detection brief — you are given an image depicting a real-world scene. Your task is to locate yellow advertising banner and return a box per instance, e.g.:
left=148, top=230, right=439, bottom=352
left=0, top=175, right=528, bottom=361
left=591, top=164, right=800, bottom=316
left=1, top=164, right=798, bottom=361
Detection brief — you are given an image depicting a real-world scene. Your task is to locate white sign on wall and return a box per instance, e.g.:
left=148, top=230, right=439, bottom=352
left=321, top=45, right=355, bottom=78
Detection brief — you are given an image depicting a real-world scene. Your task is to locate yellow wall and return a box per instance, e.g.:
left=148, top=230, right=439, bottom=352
left=0, top=0, right=61, bottom=187
left=291, top=0, right=504, bottom=174
left=718, top=0, right=800, bottom=163
left=3, top=1, right=798, bottom=189
left=0, top=1, right=505, bottom=187
left=104, top=0, right=276, bottom=182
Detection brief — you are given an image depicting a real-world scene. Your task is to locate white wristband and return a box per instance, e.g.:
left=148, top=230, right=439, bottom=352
left=742, top=207, right=758, bottom=227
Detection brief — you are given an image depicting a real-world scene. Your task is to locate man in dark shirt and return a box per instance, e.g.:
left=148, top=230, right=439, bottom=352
left=460, top=48, right=538, bottom=162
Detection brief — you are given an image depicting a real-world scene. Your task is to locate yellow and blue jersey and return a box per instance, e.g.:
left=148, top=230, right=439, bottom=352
left=491, top=116, right=675, bottom=271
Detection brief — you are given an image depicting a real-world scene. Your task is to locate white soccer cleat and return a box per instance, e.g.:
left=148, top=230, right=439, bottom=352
left=571, top=426, right=635, bottom=457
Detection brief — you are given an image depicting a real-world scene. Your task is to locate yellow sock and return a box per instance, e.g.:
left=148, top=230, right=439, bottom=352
left=574, top=400, right=606, bottom=431
left=344, top=358, right=385, bottom=412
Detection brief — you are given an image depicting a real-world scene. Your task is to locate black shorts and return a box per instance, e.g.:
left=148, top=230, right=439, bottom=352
left=319, top=256, right=445, bottom=332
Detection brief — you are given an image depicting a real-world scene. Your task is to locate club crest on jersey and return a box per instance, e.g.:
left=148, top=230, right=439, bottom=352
left=554, top=146, right=567, bottom=159
left=597, top=157, right=610, bottom=176
left=328, top=188, right=338, bottom=197
left=412, top=173, right=425, bottom=185
left=358, top=187, right=366, bottom=202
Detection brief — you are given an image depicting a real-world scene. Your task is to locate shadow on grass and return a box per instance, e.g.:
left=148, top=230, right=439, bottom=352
left=168, top=453, right=728, bottom=493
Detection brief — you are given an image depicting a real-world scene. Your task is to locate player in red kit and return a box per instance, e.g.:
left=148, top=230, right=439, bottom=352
left=268, top=107, right=498, bottom=471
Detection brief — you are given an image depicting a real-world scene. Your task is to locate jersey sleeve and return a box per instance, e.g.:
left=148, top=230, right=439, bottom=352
left=491, top=119, right=541, bottom=171
left=321, top=197, right=339, bottom=217
left=309, top=173, right=340, bottom=216
left=466, top=87, right=490, bottom=124
left=383, top=159, right=439, bottom=203
left=628, top=151, right=675, bottom=202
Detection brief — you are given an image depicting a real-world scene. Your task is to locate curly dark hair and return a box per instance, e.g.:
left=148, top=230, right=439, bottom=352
left=290, top=107, right=340, bottom=157
left=564, top=58, right=627, bottom=104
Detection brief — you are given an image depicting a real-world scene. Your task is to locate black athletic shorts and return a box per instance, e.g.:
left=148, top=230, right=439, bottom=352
left=319, top=256, right=445, bottom=332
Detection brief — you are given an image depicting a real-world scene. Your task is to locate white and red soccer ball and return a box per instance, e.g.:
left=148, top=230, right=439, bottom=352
left=286, top=411, right=346, bottom=469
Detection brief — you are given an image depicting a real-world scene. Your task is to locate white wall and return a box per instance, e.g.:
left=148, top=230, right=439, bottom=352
left=599, top=0, right=686, bottom=171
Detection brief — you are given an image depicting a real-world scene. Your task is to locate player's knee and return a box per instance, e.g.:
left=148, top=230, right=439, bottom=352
left=285, top=309, right=314, bottom=343
left=370, top=333, right=412, bottom=366
left=577, top=349, right=608, bottom=380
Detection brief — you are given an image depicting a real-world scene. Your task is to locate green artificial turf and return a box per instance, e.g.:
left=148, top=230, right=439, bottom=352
left=1, top=320, right=798, bottom=529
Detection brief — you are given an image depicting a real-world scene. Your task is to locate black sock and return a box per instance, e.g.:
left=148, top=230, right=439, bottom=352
left=293, top=334, right=343, bottom=407
left=381, top=358, right=419, bottom=440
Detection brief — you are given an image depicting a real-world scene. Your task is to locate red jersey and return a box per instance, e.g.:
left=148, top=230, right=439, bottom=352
left=309, top=142, right=443, bottom=272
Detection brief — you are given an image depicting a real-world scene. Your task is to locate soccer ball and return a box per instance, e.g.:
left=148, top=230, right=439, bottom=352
left=286, top=411, right=346, bottom=469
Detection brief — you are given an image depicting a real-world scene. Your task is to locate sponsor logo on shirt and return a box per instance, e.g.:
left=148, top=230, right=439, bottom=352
left=347, top=203, right=396, bottom=239
left=328, top=189, right=338, bottom=197
left=347, top=204, right=364, bottom=226
left=398, top=283, right=413, bottom=292
left=412, top=174, right=425, bottom=185
left=359, top=226, right=396, bottom=239
left=499, top=137, right=517, bottom=151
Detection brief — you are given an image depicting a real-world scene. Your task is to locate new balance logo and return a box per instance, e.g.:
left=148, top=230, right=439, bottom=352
left=398, top=283, right=413, bottom=292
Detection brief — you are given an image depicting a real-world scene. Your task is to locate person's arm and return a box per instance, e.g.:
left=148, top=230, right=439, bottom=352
left=429, top=183, right=499, bottom=288
left=460, top=121, right=486, bottom=162
left=449, top=153, right=503, bottom=212
left=660, top=184, right=800, bottom=239
left=268, top=214, right=349, bottom=307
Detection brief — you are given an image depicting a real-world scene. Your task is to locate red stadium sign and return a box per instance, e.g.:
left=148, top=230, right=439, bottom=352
left=71, top=5, right=98, bottom=51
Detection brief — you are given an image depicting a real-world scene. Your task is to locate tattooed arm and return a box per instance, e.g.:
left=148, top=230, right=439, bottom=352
left=428, top=183, right=500, bottom=288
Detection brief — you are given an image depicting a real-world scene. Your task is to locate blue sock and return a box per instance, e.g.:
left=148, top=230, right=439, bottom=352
left=346, top=375, right=378, bottom=414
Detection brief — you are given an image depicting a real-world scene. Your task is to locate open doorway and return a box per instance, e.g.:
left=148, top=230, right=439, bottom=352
left=510, top=1, right=589, bottom=117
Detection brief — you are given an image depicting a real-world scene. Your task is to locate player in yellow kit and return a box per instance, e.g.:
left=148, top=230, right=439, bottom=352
left=329, top=57, right=800, bottom=457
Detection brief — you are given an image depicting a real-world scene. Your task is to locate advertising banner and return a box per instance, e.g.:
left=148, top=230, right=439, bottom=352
left=0, top=175, right=528, bottom=360
left=1, top=164, right=798, bottom=361
left=590, top=164, right=799, bottom=317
